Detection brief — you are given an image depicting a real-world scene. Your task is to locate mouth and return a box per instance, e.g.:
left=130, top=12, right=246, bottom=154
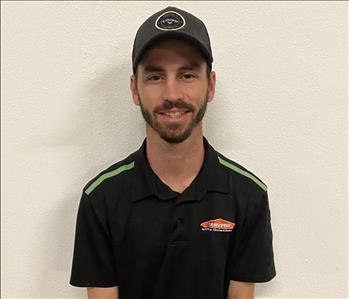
left=159, top=110, right=189, bottom=118
left=157, top=110, right=191, bottom=122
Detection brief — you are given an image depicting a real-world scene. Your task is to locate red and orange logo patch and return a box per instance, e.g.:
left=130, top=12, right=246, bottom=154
left=200, top=218, right=235, bottom=232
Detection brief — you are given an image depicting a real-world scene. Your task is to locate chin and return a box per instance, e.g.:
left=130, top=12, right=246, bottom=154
left=159, top=130, right=193, bottom=144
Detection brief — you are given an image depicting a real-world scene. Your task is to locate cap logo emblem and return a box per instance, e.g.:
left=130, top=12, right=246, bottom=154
left=155, top=11, right=185, bottom=31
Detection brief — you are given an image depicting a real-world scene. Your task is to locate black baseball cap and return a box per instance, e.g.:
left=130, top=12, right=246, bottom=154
left=132, top=6, right=213, bottom=74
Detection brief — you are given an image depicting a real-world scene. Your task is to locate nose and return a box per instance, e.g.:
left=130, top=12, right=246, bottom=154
left=161, top=76, right=183, bottom=102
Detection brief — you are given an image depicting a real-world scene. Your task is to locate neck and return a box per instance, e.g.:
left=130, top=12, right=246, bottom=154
left=145, top=125, right=205, bottom=193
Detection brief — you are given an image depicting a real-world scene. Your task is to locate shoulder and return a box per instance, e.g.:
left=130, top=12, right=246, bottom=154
left=83, top=151, right=137, bottom=196
left=216, top=151, right=268, bottom=194
left=215, top=150, right=270, bottom=215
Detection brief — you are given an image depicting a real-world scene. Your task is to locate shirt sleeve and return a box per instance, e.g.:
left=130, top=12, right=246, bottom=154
left=70, top=189, right=118, bottom=287
left=229, top=188, right=276, bottom=282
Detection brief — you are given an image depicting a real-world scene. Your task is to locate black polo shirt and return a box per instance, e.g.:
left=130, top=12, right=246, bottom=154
left=70, top=137, right=276, bottom=299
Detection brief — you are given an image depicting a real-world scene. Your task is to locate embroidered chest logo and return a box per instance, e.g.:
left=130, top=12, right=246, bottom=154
left=200, top=218, right=235, bottom=232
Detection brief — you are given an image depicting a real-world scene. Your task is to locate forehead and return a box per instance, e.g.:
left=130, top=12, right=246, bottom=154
left=139, top=39, right=206, bottom=69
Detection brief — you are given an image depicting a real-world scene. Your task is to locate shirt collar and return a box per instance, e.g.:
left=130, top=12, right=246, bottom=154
left=203, top=137, right=229, bottom=194
left=131, top=137, right=228, bottom=203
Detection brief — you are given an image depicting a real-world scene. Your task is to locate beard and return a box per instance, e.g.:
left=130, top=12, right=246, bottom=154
left=139, top=94, right=208, bottom=144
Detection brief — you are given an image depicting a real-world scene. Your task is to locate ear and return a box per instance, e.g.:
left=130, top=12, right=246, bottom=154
left=130, top=74, right=140, bottom=106
left=207, top=71, right=216, bottom=103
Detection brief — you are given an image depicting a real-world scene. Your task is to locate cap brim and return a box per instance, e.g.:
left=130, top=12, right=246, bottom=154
left=133, top=32, right=213, bottom=73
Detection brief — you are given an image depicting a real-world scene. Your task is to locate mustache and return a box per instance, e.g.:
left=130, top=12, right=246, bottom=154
left=153, top=100, right=195, bottom=113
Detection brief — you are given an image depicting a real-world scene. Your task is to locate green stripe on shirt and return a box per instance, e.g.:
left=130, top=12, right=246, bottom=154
left=85, top=161, right=135, bottom=195
left=218, top=156, right=267, bottom=192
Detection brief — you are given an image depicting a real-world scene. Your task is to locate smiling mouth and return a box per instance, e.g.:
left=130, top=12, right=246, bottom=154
left=158, top=110, right=190, bottom=118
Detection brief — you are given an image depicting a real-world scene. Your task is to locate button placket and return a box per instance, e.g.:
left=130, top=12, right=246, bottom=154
left=169, top=202, right=188, bottom=244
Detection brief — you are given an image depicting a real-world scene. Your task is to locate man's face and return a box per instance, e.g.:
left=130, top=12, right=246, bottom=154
left=130, top=39, right=216, bottom=144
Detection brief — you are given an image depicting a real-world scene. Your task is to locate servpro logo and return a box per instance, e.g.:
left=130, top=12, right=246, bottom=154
left=200, top=218, right=235, bottom=232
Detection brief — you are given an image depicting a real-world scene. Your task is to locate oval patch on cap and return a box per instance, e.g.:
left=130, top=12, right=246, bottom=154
left=155, top=11, right=185, bottom=31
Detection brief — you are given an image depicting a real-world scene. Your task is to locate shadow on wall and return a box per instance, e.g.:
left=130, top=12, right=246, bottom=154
left=78, top=61, right=144, bottom=166
left=37, top=61, right=143, bottom=297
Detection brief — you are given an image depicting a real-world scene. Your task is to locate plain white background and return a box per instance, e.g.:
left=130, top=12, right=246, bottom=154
left=1, top=1, right=348, bottom=298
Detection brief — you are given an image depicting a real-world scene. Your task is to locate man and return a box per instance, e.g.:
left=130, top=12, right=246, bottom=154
left=70, top=6, right=276, bottom=299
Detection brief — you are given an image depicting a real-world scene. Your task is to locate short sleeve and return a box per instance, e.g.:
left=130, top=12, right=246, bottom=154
left=229, top=189, right=276, bottom=282
left=70, top=190, right=118, bottom=287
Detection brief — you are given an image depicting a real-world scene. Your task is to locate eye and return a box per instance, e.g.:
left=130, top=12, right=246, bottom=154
left=147, top=75, right=162, bottom=81
left=181, top=73, right=196, bottom=80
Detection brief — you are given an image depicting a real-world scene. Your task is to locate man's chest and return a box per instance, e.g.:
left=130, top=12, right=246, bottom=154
left=110, top=192, right=239, bottom=260
left=105, top=187, right=245, bottom=298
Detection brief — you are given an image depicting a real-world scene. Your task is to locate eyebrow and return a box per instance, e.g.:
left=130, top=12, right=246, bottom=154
left=143, top=62, right=202, bottom=74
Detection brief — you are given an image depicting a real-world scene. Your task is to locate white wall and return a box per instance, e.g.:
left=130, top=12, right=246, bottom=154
left=1, top=1, right=347, bottom=298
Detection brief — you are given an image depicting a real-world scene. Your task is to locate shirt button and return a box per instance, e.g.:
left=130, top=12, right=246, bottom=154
left=174, top=218, right=183, bottom=229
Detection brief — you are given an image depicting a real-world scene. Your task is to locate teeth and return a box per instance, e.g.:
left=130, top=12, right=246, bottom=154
left=164, top=112, right=184, bottom=117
